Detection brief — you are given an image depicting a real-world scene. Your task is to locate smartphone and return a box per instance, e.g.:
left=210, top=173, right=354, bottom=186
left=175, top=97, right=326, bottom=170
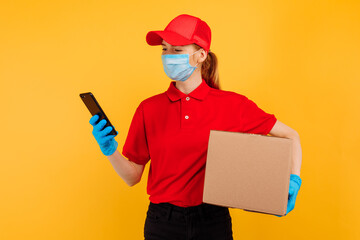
left=80, top=92, right=118, bottom=136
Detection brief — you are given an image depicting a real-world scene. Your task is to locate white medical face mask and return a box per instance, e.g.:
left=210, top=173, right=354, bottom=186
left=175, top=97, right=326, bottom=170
left=161, top=49, right=202, bottom=81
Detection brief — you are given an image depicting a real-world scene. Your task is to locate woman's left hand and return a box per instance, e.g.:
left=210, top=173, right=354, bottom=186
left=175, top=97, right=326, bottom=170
left=276, top=174, right=302, bottom=217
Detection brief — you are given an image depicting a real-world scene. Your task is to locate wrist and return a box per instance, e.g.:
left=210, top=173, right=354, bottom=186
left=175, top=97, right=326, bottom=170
left=290, top=174, right=302, bottom=188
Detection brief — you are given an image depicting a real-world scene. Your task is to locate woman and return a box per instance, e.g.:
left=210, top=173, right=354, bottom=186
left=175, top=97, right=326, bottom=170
left=89, top=14, right=302, bottom=240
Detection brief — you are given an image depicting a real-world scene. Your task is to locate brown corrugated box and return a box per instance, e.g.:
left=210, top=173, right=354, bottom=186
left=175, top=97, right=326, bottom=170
left=203, top=130, right=293, bottom=216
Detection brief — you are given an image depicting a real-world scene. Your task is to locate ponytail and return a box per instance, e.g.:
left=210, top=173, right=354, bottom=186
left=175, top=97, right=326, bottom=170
left=194, top=44, right=221, bottom=90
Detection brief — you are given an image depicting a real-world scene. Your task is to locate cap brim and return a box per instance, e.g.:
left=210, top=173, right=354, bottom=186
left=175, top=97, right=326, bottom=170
left=146, top=30, right=194, bottom=47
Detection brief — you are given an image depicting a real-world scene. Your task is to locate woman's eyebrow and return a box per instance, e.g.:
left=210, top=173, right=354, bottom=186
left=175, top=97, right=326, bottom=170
left=161, top=43, right=183, bottom=48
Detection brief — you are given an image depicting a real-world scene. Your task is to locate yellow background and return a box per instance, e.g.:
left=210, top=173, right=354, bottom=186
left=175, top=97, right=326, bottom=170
left=1, top=0, right=359, bottom=239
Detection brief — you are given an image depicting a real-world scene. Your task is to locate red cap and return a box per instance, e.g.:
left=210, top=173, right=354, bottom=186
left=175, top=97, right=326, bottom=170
left=146, top=14, right=211, bottom=52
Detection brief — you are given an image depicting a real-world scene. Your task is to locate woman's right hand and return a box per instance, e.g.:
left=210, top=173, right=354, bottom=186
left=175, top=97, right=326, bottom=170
left=89, top=114, right=119, bottom=156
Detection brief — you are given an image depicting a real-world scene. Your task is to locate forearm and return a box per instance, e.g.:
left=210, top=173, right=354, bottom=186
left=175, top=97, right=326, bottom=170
left=106, top=149, right=140, bottom=186
left=290, top=134, right=302, bottom=176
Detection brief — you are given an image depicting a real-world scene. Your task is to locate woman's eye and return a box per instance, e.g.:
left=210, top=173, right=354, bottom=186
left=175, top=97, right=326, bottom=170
left=162, top=48, right=181, bottom=52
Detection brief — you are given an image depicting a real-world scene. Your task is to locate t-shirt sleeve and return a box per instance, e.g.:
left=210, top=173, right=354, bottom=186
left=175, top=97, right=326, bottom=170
left=239, top=96, right=277, bottom=135
left=122, top=102, right=150, bottom=165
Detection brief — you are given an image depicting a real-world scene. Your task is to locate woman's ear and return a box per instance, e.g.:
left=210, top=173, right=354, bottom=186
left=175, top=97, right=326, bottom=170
left=198, top=49, right=207, bottom=63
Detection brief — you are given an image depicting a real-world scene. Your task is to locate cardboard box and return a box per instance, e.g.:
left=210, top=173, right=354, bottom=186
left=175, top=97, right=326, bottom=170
left=203, top=130, right=293, bottom=216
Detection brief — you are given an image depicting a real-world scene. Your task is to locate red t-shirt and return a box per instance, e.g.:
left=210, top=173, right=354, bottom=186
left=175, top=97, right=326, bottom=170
left=122, top=78, right=277, bottom=207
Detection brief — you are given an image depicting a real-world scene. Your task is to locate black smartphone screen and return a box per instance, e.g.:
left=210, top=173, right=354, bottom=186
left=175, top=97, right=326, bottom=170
left=80, top=92, right=118, bottom=136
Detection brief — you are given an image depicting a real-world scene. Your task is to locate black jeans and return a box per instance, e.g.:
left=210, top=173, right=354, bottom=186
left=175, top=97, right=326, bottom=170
left=144, top=202, right=233, bottom=240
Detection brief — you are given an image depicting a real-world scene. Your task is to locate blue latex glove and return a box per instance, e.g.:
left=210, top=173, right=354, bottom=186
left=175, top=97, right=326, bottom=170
left=89, top=114, right=119, bottom=156
left=276, top=174, right=302, bottom=217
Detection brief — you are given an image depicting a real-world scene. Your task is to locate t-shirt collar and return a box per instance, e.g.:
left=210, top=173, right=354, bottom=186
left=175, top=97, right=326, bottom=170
left=166, top=78, right=211, bottom=102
